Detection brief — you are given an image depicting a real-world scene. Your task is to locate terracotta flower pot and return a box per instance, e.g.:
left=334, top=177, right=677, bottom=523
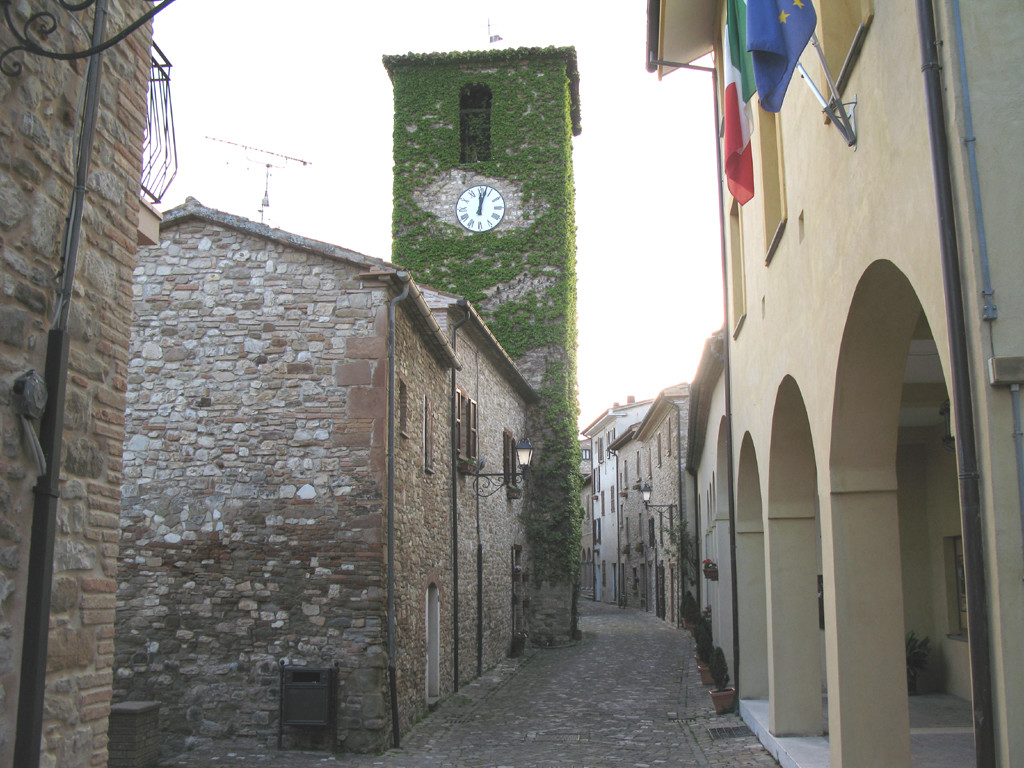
left=698, top=663, right=715, bottom=686
left=709, top=687, right=736, bottom=714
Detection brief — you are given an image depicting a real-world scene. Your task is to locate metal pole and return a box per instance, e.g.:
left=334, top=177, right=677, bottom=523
left=917, top=1, right=994, bottom=763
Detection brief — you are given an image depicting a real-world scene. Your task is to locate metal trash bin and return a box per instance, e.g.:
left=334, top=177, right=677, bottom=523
left=279, top=664, right=335, bottom=748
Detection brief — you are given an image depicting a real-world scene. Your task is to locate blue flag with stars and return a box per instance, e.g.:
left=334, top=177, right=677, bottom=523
left=747, top=0, right=817, bottom=113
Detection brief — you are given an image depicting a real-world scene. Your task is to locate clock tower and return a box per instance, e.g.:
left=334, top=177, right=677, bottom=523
left=384, top=47, right=583, bottom=643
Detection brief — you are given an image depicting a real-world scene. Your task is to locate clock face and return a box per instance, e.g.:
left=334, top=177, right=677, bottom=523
left=456, top=185, right=505, bottom=232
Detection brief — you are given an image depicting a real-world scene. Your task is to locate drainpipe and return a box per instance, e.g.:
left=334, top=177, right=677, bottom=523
left=917, top=2, right=994, bottom=765
left=450, top=305, right=470, bottom=691
left=386, top=275, right=411, bottom=749
left=674, top=399, right=686, bottom=625
left=14, top=4, right=108, bottom=766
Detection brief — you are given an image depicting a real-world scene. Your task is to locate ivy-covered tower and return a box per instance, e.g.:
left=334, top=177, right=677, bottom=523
left=384, top=47, right=583, bottom=643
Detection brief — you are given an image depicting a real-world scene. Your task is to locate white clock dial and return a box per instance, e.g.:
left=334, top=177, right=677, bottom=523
left=456, top=185, right=505, bottom=232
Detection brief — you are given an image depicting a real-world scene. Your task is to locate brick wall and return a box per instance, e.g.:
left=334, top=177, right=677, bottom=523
left=0, top=2, right=150, bottom=765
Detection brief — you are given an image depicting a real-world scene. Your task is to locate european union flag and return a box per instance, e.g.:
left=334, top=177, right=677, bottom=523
left=747, top=0, right=817, bottom=113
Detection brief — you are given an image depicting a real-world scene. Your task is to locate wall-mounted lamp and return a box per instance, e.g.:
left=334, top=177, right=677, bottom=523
left=474, top=438, right=535, bottom=497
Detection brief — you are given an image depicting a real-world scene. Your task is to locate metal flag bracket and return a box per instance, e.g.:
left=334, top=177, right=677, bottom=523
left=797, top=34, right=858, bottom=147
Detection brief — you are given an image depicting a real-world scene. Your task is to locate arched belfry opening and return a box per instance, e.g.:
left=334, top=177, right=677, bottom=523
left=460, top=84, right=492, bottom=163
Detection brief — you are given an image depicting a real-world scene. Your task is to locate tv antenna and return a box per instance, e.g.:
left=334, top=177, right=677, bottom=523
left=205, top=136, right=311, bottom=224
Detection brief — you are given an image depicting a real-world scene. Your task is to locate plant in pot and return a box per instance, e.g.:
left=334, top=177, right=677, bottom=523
left=694, top=619, right=714, bottom=685
left=681, top=591, right=700, bottom=630
left=708, top=646, right=736, bottom=713
left=457, top=456, right=478, bottom=475
left=906, top=630, right=930, bottom=695
left=702, top=558, right=719, bottom=580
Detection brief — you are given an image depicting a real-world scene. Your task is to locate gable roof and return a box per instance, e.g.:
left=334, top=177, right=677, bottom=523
left=156, top=197, right=390, bottom=273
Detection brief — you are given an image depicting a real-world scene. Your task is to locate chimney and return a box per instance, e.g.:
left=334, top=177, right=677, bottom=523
left=627, top=395, right=635, bottom=404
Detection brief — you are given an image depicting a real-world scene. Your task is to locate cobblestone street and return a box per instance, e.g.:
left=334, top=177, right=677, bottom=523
left=161, top=600, right=777, bottom=767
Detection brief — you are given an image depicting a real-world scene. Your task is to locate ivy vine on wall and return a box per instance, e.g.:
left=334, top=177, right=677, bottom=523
left=385, top=47, right=583, bottom=587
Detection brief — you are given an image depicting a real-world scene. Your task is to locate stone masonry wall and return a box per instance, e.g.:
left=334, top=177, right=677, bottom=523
left=452, top=326, right=528, bottom=683
left=0, top=3, right=150, bottom=766
left=389, top=299, right=454, bottom=738
left=115, top=213, right=396, bottom=754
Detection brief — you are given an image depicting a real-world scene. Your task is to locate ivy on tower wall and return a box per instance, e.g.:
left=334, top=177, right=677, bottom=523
left=384, top=47, right=584, bottom=596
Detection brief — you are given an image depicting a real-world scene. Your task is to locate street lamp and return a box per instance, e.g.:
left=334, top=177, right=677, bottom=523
left=639, top=482, right=676, bottom=621
left=474, top=438, right=535, bottom=496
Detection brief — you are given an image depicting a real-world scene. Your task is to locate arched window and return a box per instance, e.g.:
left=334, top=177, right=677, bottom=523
left=460, top=84, right=492, bottom=163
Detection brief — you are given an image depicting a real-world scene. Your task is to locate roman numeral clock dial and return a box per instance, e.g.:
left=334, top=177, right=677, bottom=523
left=456, top=185, right=505, bottom=232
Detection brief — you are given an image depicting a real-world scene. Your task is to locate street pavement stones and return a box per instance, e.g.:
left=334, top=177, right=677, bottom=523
left=160, top=600, right=778, bottom=767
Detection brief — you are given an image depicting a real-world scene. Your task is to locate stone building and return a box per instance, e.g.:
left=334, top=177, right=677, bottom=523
left=652, top=0, right=1024, bottom=764
left=420, top=287, right=536, bottom=686
left=580, top=397, right=652, bottom=604
left=0, top=2, right=154, bottom=765
left=609, top=383, right=691, bottom=623
left=114, top=199, right=534, bottom=754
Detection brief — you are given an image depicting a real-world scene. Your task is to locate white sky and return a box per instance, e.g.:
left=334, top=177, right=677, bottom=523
left=151, top=0, right=724, bottom=431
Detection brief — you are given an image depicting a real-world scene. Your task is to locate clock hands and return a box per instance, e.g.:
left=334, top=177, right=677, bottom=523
left=476, top=186, right=488, bottom=216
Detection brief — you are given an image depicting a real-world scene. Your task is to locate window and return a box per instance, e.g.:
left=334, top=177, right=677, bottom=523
left=657, top=432, right=662, bottom=467
left=819, top=0, right=873, bottom=94
left=602, top=561, right=607, bottom=587
left=667, top=423, right=672, bottom=456
left=502, top=429, right=517, bottom=485
left=454, top=388, right=478, bottom=460
left=598, top=437, right=604, bottom=463
left=460, top=84, right=492, bottom=162
left=636, top=450, right=640, bottom=477
left=728, top=198, right=747, bottom=338
left=649, top=517, right=656, bottom=548
left=758, top=109, right=787, bottom=265
left=948, top=536, right=968, bottom=634
left=398, top=380, right=409, bottom=437
left=423, top=396, right=434, bottom=472
left=582, top=447, right=591, bottom=462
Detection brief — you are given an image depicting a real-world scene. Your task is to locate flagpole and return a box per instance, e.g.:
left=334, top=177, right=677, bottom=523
left=801, top=34, right=857, bottom=146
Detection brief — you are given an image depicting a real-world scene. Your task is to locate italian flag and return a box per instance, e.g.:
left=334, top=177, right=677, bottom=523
left=724, top=0, right=756, bottom=205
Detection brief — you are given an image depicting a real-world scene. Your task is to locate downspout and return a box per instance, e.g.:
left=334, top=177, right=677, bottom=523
left=917, top=2, right=994, bottom=765
left=707, top=63, right=742, bottom=704
left=387, top=276, right=411, bottom=749
left=14, top=4, right=108, bottom=766
left=675, top=398, right=686, bottom=625
left=450, top=305, right=470, bottom=691
left=645, top=56, right=730, bottom=675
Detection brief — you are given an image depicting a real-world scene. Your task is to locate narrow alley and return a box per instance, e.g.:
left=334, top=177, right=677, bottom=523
left=160, top=600, right=776, bottom=767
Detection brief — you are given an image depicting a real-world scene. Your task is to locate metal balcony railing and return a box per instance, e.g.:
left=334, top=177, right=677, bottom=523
left=140, top=41, right=176, bottom=204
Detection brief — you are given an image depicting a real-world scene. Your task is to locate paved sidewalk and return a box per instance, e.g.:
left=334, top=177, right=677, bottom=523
left=160, top=600, right=777, bottom=767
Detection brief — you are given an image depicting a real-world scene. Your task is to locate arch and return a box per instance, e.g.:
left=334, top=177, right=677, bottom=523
left=823, top=260, right=939, bottom=766
left=766, top=376, right=822, bottom=736
left=425, top=583, right=440, bottom=701
left=459, top=84, right=492, bottom=163
left=736, top=432, right=768, bottom=699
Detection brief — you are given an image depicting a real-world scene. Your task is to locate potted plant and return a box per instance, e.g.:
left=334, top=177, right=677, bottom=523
left=906, top=630, right=930, bottom=695
left=702, top=558, right=719, bottom=580
left=457, top=456, right=478, bottom=475
left=681, top=591, right=700, bottom=630
left=694, top=619, right=714, bottom=684
left=506, top=485, right=523, bottom=500
left=708, top=646, right=736, bottom=713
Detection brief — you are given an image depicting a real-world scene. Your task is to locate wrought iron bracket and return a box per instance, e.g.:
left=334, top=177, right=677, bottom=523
left=474, top=471, right=525, bottom=499
left=1, top=0, right=178, bottom=77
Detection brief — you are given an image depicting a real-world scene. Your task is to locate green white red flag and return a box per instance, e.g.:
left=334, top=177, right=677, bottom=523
left=724, top=0, right=756, bottom=205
